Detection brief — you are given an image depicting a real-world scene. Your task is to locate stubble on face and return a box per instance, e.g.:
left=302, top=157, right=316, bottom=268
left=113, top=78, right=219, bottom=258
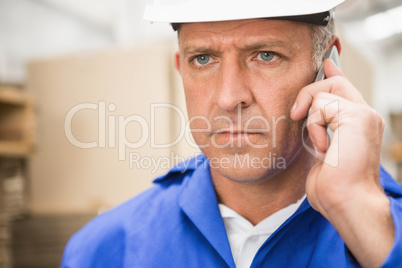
left=177, top=19, right=316, bottom=184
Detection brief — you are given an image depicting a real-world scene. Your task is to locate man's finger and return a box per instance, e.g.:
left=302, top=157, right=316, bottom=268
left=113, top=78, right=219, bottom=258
left=291, top=66, right=366, bottom=121
left=323, top=58, right=344, bottom=78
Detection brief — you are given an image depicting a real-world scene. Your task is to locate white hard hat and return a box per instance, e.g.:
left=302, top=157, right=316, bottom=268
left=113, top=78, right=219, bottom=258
left=143, top=0, right=345, bottom=27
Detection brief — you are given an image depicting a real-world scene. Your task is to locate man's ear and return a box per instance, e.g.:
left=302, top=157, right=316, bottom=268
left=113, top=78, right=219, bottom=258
left=327, top=35, right=342, bottom=55
left=174, top=52, right=181, bottom=74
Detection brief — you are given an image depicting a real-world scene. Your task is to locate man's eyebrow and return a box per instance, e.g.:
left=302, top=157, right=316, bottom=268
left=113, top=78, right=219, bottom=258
left=183, top=47, right=217, bottom=57
left=241, top=40, right=290, bottom=51
left=183, top=40, right=291, bottom=57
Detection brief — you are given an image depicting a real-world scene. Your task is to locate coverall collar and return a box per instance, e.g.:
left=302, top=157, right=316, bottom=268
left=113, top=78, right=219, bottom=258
left=178, top=157, right=236, bottom=267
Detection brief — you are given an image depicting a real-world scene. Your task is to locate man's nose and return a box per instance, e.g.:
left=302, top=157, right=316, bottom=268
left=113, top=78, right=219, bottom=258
left=215, top=60, right=253, bottom=111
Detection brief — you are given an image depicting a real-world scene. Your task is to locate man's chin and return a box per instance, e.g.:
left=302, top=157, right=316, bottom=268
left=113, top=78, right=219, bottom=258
left=207, top=152, right=289, bottom=184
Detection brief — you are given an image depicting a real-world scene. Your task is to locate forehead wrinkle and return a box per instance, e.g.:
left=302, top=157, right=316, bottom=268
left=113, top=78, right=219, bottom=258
left=181, top=31, right=228, bottom=56
left=185, top=19, right=262, bottom=36
left=180, top=20, right=268, bottom=53
left=181, top=27, right=236, bottom=47
left=182, top=34, right=294, bottom=58
left=180, top=20, right=311, bottom=57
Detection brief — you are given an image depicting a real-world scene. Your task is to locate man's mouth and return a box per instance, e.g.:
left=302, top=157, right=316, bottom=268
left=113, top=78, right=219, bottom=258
left=213, top=128, right=263, bottom=135
left=211, top=129, right=263, bottom=147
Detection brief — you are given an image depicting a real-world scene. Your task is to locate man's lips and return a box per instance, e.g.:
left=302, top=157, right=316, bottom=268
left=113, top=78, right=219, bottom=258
left=212, top=129, right=263, bottom=135
left=211, top=130, right=263, bottom=141
left=209, top=130, right=263, bottom=148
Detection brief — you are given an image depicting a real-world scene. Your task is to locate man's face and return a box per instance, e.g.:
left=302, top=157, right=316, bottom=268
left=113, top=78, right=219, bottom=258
left=176, top=19, right=316, bottom=184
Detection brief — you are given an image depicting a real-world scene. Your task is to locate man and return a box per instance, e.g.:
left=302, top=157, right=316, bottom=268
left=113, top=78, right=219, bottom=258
left=61, top=0, right=402, bottom=267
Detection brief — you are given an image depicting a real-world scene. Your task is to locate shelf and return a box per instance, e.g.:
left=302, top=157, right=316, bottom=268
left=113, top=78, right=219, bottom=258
left=0, top=85, right=35, bottom=157
left=0, top=85, right=31, bottom=106
left=0, top=141, right=33, bottom=157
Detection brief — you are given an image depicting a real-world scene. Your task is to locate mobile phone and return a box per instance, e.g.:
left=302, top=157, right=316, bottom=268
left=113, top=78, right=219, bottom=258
left=314, top=45, right=341, bottom=82
left=307, top=46, right=341, bottom=142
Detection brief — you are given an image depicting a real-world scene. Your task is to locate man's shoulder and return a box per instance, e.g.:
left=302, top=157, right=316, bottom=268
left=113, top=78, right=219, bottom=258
left=72, top=162, right=198, bottom=234
left=61, top=183, right=167, bottom=266
left=61, top=155, right=207, bottom=267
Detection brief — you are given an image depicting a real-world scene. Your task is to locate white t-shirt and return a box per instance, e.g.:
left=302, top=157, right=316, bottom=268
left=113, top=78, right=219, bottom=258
left=218, top=196, right=306, bottom=268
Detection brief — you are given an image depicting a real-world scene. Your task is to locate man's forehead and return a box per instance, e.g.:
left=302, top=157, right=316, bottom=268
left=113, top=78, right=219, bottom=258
left=179, top=19, right=311, bottom=52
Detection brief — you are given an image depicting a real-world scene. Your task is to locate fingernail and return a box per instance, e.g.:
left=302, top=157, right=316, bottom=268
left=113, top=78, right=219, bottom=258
left=291, top=102, right=297, bottom=113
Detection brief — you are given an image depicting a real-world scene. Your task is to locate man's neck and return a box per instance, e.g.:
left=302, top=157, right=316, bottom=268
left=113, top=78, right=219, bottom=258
left=210, top=149, right=316, bottom=225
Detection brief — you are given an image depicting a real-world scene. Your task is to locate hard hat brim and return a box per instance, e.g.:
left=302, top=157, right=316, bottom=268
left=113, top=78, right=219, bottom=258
left=143, top=0, right=344, bottom=25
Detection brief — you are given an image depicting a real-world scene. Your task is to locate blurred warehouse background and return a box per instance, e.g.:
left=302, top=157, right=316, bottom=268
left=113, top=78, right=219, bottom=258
left=0, top=0, right=402, bottom=267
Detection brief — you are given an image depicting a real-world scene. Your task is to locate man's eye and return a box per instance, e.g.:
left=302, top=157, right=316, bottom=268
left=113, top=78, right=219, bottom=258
left=194, top=55, right=211, bottom=66
left=258, top=52, right=276, bottom=62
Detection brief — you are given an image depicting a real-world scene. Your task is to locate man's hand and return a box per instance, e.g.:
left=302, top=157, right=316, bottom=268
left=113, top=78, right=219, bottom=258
left=291, top=59, right=395, bottom=268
